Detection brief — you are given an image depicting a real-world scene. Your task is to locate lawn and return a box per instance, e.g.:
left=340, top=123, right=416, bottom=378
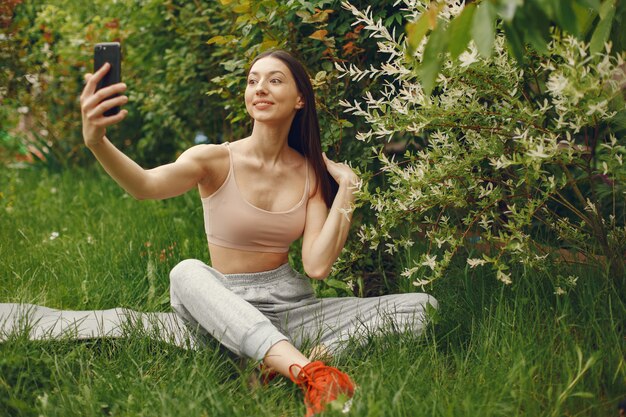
left=1, top=167, right=624, bottom=417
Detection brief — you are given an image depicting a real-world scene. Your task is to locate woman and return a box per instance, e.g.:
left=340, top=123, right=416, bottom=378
left=79, top=49, right=437, bottom=416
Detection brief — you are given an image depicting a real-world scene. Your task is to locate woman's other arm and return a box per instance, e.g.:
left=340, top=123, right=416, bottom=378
left=301, top=154, right=359, bottom=280
left=80, top=63, right=209, bottom=200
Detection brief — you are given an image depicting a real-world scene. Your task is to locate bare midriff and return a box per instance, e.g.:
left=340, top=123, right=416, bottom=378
left=208, top=243, right=290, bottom=274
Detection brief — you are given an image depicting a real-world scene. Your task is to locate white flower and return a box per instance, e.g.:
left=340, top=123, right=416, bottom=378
left=478, top=182, right=494, bottom=198
left=459, top=48, right=479, bottom=68
left=566, top=275, right=578, bottom=287
left=434, top=237, right=447, bottom=248
left=421, top=254, right=437, bottom=270
left=489, top=155, right=512, bottom=170
left=554, top=287, right=566, bottom=296
left=401, top=266, right=419, bottom=278
left=479, top=215, right=492, bottom=230
left=467, top=258, right=487, bottom=268
left=49, top=232, right=59, bottom=240
left=546, top=73, right=568, bottom=95
left=584, top=198, right=598, bottom=214
left=586, top=100, right=608, bottom=117
left=497, top=270, right=512, bottom=285
left=37, top=392, right=49, bottom=409
left=412, top=278, right=432, bottom=287
left=527, top=144, right=551, bottom=159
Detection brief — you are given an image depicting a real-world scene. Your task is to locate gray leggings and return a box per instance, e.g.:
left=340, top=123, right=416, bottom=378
left=169, top=259, right=438, bottom=361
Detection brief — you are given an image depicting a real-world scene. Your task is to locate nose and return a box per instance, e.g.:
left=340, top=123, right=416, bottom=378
left=255, top=80, right=268, bottom=94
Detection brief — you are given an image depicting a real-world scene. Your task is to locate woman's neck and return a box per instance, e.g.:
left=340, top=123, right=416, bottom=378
left=248, top=120, right=293, bottom=164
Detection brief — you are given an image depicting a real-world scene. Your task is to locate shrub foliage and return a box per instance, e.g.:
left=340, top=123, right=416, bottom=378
left=336, top=1, right=625, bottom=286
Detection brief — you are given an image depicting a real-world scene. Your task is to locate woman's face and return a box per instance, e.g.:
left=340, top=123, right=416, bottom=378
left=245, top=56, right=304, bottom=124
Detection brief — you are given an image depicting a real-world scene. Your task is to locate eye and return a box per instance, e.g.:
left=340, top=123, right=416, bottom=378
left=270, top=78, right=282, bottom=84
left=247, top=79, right=257, bottom=85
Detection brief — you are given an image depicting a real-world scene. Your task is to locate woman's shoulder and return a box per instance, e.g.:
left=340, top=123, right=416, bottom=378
left=181, top=142, right=229, bottom=158
left=178, top=143, right=231, bottom=185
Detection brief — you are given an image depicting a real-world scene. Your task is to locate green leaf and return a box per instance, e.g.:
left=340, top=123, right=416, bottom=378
left=573, top=1, right=598, bottom=36
left=496, top=0, right=519, bottom=22
left=320, top=288, right=338, bottom=298
left=575, top=0, right=600, bottom=10
left=406, top=12, right=430, bottom=54
left=420, top=20, right=449, bottom=95
left=471, top=1, right=496, bottom=59
left=338, top=119, right=354, bottom=128
left=503, top=22, right=524, bottom=63
left=555, top=0, right=579, bottom=35
left=598, top=0, right=616, bottom=18
left=448, top=3, right=475, bottom=60
left=532, top=0, right=556, bottom=20
left=590, top=0, right=616, bottom=54
left=325, top=279, right=351, bottom=291
left=519, top=5, right=550, bottom=55
left=206, top=35, right=236, bottom=45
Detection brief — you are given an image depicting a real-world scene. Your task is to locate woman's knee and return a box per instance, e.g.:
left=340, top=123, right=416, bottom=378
left=395, top=292, right=438, bottom=313
left=170, top=259, right=206, bottom=301
left=169, top=259, right=206, bottom=287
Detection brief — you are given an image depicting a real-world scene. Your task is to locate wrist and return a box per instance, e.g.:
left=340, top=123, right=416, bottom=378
left=338, top=175, right=358, bottom=188
left=87, top=136, right=107, bottom=151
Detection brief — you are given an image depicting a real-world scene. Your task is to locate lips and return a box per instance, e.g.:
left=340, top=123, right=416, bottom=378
left=253, top=100, right=274, bottom=106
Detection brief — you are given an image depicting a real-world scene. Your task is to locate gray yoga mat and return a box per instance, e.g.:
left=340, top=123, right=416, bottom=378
left=0, top=303, right=197, bottom=349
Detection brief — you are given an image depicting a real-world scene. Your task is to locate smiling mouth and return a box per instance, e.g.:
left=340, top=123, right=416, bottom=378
left=253, top=101, right=274, bottom=106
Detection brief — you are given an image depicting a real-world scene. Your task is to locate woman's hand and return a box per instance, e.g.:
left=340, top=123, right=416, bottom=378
left=80, top=62, right=128, bottom=148
left=322, top=152, right=359, bottom=188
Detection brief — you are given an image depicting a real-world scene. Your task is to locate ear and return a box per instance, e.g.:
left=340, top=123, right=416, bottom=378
left=295, top=95, right=305, bottom=109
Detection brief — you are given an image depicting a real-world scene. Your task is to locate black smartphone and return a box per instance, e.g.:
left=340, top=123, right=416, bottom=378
left=94, top=42, right=122, bottom=116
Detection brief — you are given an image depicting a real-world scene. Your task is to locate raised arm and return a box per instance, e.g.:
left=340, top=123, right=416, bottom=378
left=80, top=63, right=209, bottom=200
left=301, top=153, right=359, bottom=280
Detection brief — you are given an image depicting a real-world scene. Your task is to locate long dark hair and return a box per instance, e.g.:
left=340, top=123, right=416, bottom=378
left=249, top=49, right=338, bottom=208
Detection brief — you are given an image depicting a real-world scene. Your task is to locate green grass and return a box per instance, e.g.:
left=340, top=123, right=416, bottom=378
left=1, top=167, right=625, bottom=417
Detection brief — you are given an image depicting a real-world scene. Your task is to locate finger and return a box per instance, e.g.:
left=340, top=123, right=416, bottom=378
left=92, top=109, right=128, bottom=128
left=84, top=62, right=110, bottom=96
left=87, top=95, right=128, bottom=119
left=83, top=83, right=127, bottom=110
left=86, top=96, right=128, bottom=122
left=92, top=83, right=127, bottom=104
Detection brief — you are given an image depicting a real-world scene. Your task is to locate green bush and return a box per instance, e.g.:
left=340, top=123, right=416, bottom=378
left=0, top=0, right=402, bottom=168
left=336, top=2, right=626, bottom=287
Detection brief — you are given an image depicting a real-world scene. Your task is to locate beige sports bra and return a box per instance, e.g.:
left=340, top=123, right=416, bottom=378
left=201, top=142, right=309, bottom=253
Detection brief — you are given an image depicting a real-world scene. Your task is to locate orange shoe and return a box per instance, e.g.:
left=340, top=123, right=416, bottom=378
left=289, top=361, right=355, bottom=417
